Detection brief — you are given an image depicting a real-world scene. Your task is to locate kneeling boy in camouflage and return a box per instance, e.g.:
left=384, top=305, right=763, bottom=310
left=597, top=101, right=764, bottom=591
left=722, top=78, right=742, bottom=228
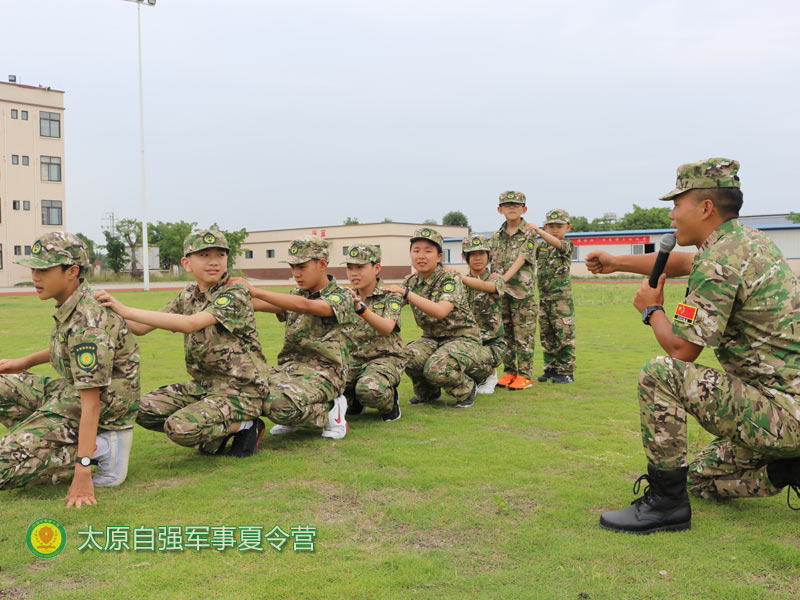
left=96, top=229, right=268, bottom=458
left=0, top=233, right=140, bottom=507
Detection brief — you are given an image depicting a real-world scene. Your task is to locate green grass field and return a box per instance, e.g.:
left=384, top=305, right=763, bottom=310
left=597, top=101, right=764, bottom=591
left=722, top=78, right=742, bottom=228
left=1, top=283, right=798, bottom=600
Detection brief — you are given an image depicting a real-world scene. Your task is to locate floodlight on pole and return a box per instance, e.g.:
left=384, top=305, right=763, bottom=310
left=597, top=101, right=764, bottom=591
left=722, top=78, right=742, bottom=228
left=121, top=0, right=156, bottom=290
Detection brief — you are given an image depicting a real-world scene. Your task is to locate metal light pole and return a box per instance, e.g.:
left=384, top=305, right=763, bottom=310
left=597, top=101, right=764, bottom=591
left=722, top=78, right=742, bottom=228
left=122, top=0, right=156, bottom=290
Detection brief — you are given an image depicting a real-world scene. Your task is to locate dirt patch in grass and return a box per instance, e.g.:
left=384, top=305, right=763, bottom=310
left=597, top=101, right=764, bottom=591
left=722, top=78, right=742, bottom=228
left=0, top=587, right=28, bottom=600
left=488, top=424, right=562, bottom=441
left=26, top=560, right=52, bottom=572
left=749, top=572, right=800, bottom=595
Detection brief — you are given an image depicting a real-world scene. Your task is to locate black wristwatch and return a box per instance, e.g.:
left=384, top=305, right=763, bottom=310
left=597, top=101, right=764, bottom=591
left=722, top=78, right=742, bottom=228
left=76, top=456, right=94, bottom=467
left=641, top=305, right=664, bottom=325
left=355, top=302, right=367, bottom=316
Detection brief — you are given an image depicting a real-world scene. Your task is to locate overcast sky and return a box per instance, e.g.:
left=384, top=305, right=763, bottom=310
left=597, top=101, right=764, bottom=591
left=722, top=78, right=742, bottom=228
left=5, top=0, right=799, bottom=242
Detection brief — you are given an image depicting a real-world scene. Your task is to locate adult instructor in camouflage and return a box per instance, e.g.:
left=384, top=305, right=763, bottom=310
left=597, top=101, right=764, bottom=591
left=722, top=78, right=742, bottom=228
left=587, top=158, right=800, bottom=534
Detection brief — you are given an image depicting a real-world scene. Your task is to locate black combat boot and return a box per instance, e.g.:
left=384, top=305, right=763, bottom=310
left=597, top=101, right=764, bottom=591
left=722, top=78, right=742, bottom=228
left=599, top=464, right=691, bottom=534
left=767, top=457, right=800, bottom=510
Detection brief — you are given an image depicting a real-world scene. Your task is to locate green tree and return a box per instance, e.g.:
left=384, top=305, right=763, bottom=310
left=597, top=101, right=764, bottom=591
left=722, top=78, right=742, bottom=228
left=102, top=231, right=127, bottom=274
left=442, top=211, right=469, bottom=230
left=152, top=220, right=197, bottom=269
left=568, top=215, right=591, bottom=232
left=343, top=217, right=359, bottom=225
left=382, top=217, right=393, bottom=222
left=210, top=223, right=248, bottom=271
left=617, top=204, right=672, bottom=230
left=75, top=232, right=97, bottom=264
left=789, top=212, right=800, bottom=224
left=423, top=218, right=438, bottom=225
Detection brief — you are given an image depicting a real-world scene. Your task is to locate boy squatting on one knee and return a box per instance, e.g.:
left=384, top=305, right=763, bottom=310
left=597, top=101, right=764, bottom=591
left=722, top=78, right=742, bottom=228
left=0, top=232, right=139, bottom=508
left=490, top=190, right=539, bottom=391
left=456, top=234, right=528, bottom=395
left=96, top=229, right=268, bottom=458
left=384, top=227, right=484, bottom=408
left=526, top=209, right=576, bottom=384
left=342, top=244, right=405, bottom=422
left=233, top=236, right=355, bottom=440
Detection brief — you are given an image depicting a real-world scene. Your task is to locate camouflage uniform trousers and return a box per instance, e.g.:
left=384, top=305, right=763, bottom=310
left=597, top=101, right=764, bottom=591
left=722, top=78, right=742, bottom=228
left=137, top=382, right=262, bottom=454
left=466, top=338, right=507, bottom=384
left=262, top=362, right=340, bottom=429
left=538, top=293, right=575, bottom=375
left=639, top=356, right=800, bottom=500
left=500, top=294, right=538, bottom=380
left=0, top=373, right=85, bottom=489
left=405, top=337, right=483, bottom=402
left=345, top=357, right=406, bottom=413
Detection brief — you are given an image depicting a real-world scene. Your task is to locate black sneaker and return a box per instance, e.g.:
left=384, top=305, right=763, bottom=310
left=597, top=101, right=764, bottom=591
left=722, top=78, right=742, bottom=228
left=537, top=369, right=555, bottom=383
left=227, top=419, right=266, bottom=458
left=409, top=389, right=441, bottom=405
left=455, top=382, right=477, bottom=408
left=346, top=396, right=365, bottom=416
left=551, top=374, right=574, bottom=384
left=382, top=388, right=402, bottom=422
left=198, top=434, right=233, bottom=456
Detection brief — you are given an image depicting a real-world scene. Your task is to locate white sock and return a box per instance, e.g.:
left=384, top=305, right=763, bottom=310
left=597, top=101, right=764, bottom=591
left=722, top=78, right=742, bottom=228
left=237, top=420, right=254, bottom=431
left=93, top=434, right=110, bottom=457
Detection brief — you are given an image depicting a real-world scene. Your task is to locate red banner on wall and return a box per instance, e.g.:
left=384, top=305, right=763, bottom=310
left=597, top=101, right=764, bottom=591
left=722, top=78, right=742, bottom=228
left=571, top=235, right=651, bottom=246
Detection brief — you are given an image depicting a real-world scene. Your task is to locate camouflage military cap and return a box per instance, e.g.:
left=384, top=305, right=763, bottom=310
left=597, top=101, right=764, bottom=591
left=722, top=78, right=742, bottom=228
left=343, top=244, right=381, bottom=265
left=284, top=236, right=329, bottom=264
left=499, top=190, right=526, bottom=205
left=462, top=234, right=491, bottom=254
left=659, top=158, right=741, bottom=201
left=16, top=232, right=90, bottom=269
left=184, top=229, right=230, bottom=256
left=544, top=208, right=570, bottom=224
left=410, top=227, right=443, bottom=251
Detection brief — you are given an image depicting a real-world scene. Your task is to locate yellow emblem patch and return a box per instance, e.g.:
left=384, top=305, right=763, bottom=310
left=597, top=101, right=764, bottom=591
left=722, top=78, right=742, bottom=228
left=507, top=192, right=516, bottom=199
left=421, top=229, right=432, bottom=237
left=442, top=282, right=455, bottom=293
left=471, top=237, right=481, bottom=246
left=26, top=518, right=66, bottom=559
left=329, top=293, right=343, bottom=304
left=214, top=292, right=236, bottom=308
left=527, top=241, right=535, bottom=250
left=289, top=244, right=299, bottom=254
left=57, top=332, right=66, bottom=344
left=388, top=299, right=401, bottom=312
left=202, top=233, right=217, bottom=245
left=31, top=241, right=43, bottom=255
left=349, top=248, right=360, bottom=257
left=73, top=342, right=98, bottom=372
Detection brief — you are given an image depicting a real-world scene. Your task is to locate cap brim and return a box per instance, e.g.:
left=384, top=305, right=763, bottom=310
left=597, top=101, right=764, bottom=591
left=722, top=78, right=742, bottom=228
left=341, top=258, right=372, bottom=265
left=544, top=220, right=569, bottom=225
left=15, top=257, right=64, bottom=268
left=410, top=237, right=442, bottom=250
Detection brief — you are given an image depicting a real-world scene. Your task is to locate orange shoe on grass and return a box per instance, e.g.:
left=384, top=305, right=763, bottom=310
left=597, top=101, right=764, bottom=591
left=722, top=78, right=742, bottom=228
left=508, top=376, right=533, bottom=390
left=496, top=373, right=517, bottom=387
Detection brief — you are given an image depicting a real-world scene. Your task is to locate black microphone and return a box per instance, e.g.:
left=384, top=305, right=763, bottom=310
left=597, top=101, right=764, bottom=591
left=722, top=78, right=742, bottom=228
left=649, top=233, right=676, bottom=288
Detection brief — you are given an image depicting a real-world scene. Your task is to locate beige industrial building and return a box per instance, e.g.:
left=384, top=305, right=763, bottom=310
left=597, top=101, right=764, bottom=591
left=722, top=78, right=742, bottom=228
left=0, top=79, right=65, bottom=287
left=237, top=222, right=469, bottom=281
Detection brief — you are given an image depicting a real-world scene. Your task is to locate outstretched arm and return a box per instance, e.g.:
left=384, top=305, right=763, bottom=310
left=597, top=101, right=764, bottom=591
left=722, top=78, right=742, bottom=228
left=0, top=349, right=50, bottom=374
left=586, top=250, right=695, bottom=277
left=95, top=290, right=217, bottom=334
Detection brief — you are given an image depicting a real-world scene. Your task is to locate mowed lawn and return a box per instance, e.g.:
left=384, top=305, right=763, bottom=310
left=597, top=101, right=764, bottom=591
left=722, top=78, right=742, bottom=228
left=1, top=282, right=798, bottom=600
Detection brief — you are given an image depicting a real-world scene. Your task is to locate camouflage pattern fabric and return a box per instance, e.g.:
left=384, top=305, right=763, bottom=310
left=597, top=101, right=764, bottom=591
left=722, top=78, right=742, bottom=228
left=0, top=280, right=140, bottom=489
left=659, top=157, right=741, bottom=201
left=343, top=244, right=381, bottom=264
left=183, top=229, right=230, bottom=256
left=498, top=190, right=526, bottom=205
left=265, top=275, right=355, bottom=427
left=639, top=356, right=800, bottom=499
left=490, top=218, right=536, bottom=300
left=283, top=236, right=329, bottom=264
left=345, top=358, right=405, bottom=413
left=543, top=208, right=570, bottom=225
left=16, top=231, right=90, bottom=269
left=410, top=227, right=444, bottom=251
left=536, top=238, right=575, bottom=374
left=137, top=382, right=262, bottom=454
left=500, top=295, right=538, bottom=380
left=463, top=270, right=506, bottom=380
left=403, top=265, right=481, bottom=342
left=461, top=234, right=491, bottom=254
left=404, top=337, right=484, bottom=402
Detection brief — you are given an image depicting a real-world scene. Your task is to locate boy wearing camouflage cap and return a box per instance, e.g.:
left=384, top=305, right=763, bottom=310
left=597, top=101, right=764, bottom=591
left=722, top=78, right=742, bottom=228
left=385, top=227, right=483, bottom=408
left=235, top=236, right=355, bottom=439
left=96, top=229, right=268, bottom=458
left=341, top=244, right=405, bottom=421
left=526, top=209, right=576, bottom=383
left=0, top=232, right=140, bottom=507
left=586, top=158, right=800, bottom=534
left=490, top=190, right=539, bottom=391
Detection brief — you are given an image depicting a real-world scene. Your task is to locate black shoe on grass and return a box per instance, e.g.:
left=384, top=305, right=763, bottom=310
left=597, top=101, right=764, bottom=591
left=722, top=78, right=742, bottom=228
left=227, top=419, right=266, bottom=458
left=382, top=388, right=402, bottom=422
left=551, top=374, right=574, bottom=384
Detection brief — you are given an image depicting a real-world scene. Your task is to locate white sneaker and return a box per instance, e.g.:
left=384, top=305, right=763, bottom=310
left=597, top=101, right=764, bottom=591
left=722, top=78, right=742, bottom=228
left=92, top=429, right=133, bottom=487
left=476, top=369, right=498, bottom=395
left=269, top=424, right=298, bottom=435
left=321, top=395, right=348, bottom=439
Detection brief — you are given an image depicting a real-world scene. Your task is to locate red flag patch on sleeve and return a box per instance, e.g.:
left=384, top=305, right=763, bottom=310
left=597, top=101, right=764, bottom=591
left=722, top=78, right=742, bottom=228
left=674, top=303, right=697, bottom=324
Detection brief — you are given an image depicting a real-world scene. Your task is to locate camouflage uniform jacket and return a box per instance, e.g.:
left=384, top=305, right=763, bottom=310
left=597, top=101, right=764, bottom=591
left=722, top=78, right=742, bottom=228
left=49, top=280, right=140, bottom=429
left=672, top=219, right=800, bottom=407
left=465, top=271, right=505, bottom=346
left=536, top=238, right=574, bottom=298
left=403, top=265, right=481, bottom=342
left=160, top=277, right=269, bottom=397
left=343, top=279, right=405, bottom=365
left=490, top=218, right=537, bottom=299
left=276, top=275, right=356, bottom=381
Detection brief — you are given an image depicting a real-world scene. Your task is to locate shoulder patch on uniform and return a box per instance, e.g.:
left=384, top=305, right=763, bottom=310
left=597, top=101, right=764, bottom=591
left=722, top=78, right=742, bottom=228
left=214, top=291, right=236, bottom=308
left=442, top=282, right=455, bottom=293
left=527, top=240, right=535, bottom=250
left=328, top=293, right=344, bottom=304
left=73, top=342, right=98, bottom=372
left=674, top=303, right=697, bottom=324
left=387, top=298, right=401, bottom=312
left=57, top=332, right=66, bottom=344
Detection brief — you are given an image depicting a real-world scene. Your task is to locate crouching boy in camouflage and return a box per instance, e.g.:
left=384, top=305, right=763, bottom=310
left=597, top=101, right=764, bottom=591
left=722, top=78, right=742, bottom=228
left=343, top=244, right=405, bottom=422
left=385, top=228, right=484, bottom=408
left=236, top=237, right=355, bottom=439
left=0, top=233, right=140, bottom=507
left=96, top=229, right=268, bottom=458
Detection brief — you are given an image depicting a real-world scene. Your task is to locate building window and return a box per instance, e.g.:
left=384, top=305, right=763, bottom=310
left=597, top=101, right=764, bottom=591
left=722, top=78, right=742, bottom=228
left=21, top=110, right=28, bottom=120
left=24, top=245, right=31, bottom=255
left=244, top=250, right=253, bottom=259
left=22, top=155, right=29, bottom=166
left=40, top=111, right=61, bottom=138
left=11, top=155, right=19, bottom=165
left=632, top=244, right=645, bottom=255
left=41, top=156, right=61, bottom=181
left=342, top=246, right=349, bottom=256
left=23, top=200, right=30, bottom=211
left=266, top=249, right=275, bottom=258
left=10, top=109, right=18, bottom=119
left=12, top=200, right=20, bottom=210
left=42, top=200, right=62, bottom=225
left=572, top=244, right=579, bottom=260
left=14, top=246, right=21, bottom=256
left=442, top=249, right=451, bottom=263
